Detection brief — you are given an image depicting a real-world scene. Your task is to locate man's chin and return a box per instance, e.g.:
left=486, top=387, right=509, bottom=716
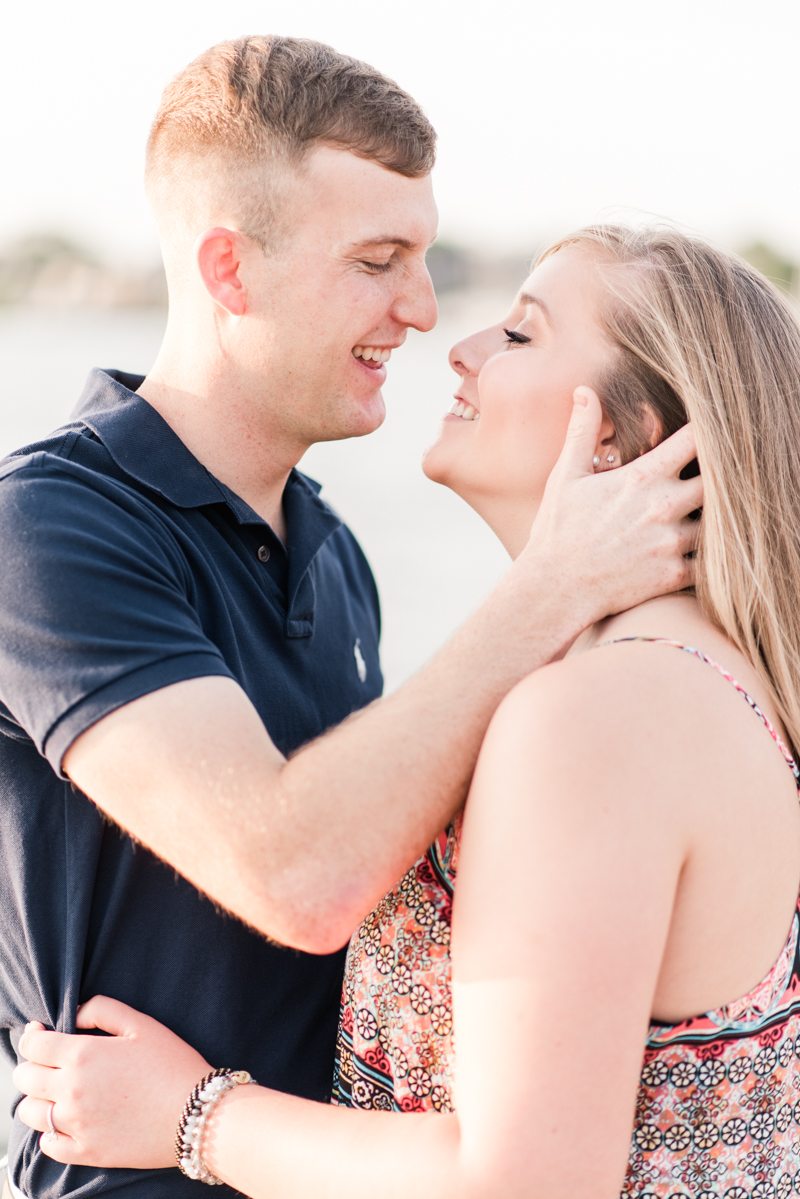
left=348, top=390, right=387, bottom=438
left=311, top=394, right=386, bottom=444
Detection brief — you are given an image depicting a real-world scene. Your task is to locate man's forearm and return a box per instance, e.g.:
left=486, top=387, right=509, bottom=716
left=272, top=561, right=581, bottom=950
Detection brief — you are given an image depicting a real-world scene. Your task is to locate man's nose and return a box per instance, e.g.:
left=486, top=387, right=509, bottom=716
left=449, top=325, right=500, bottom=378
left=392, top=263, right=438, bottom=333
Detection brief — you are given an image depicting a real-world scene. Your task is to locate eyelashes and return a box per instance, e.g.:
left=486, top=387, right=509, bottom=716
left=504, top=327, right=532, bottom=345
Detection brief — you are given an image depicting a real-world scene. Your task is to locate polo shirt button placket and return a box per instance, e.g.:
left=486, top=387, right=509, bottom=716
left=257, top=545, right=270, bottom=563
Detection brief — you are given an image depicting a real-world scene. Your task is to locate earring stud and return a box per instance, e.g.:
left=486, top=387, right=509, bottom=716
left=607, top=453, right=615, bottom=464
left=592, top=455, right=600, bottom=467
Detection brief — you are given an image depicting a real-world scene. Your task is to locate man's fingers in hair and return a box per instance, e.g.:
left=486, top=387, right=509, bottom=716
left=642, top=422, right=697, bottom=475
left=673, top=475, right=703, bottom=519
left=677, top=517, right=700, bottom=558
left=679, top=555, right=697, bottom=591
left=659, top=543, right=696, bottom=595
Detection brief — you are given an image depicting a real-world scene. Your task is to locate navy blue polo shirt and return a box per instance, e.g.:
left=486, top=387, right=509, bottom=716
left=0, top=368, right=383, bottom=1199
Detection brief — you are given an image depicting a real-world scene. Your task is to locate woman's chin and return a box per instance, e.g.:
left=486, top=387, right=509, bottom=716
left=420, top=441, right=449, bottom=486
left=422, top=441, right=493, bottom=514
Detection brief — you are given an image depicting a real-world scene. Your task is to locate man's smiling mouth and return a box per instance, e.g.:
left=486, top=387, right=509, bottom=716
left=353, top=345, right=392, bottom=368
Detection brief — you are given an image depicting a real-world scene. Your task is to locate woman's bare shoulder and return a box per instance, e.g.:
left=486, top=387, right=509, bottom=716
left=506, top=592, right=775, bottom=735
left=499, top=628, right=712, bottom=734
left=486, top=601, right=787, bottom=815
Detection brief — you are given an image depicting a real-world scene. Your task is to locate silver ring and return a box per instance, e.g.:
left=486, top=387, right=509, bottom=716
left=45, top=1102, right=58, bottom=1142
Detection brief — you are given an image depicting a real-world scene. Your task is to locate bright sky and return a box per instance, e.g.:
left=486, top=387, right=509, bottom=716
left=3, top=0, right=799, bottom=264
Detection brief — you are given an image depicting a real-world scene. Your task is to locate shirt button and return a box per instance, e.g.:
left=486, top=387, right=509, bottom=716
left=257, top=545, right=270, bottom=563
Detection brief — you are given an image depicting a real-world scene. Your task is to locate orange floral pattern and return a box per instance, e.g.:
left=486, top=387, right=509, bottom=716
left=332, top=816, right=460, bottom=1112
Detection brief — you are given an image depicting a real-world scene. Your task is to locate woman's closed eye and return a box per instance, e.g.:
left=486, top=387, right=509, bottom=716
left=504, top=327, right=532, bottom=346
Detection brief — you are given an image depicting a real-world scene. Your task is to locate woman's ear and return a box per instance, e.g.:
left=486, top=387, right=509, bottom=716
left=592, top=403, right=664, bottom=471
left=592, top=410, right=619, bottom=472
left=640, top=404, right=664, bottom=449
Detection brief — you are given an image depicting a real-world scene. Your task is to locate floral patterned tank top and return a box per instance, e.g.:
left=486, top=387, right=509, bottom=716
left=333, top=639, right=800, bottom=1199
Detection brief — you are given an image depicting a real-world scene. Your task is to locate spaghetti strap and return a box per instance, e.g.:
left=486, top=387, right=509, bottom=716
left=602, top=635, right=800, bottom=786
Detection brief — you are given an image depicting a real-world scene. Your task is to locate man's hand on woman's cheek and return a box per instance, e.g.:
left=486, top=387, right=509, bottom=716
left=14, top=996, right=210, bottom=1170
left=523, top=388, right=702, bottom=627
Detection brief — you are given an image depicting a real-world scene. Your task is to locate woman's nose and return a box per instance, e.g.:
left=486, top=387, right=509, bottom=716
left=449, top=345, right=468, bottom=377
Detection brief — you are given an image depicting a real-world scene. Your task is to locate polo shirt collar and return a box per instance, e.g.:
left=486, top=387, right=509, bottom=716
left=72, top=368, right=225, bottom=508
left=72, top=369, right=343, bottom=632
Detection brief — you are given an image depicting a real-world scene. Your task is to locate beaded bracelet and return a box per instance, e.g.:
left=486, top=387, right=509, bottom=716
left=175, top=1067, right=255, bottom=1184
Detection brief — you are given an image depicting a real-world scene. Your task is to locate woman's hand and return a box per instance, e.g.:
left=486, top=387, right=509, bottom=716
left=13, top=996, right=211, bottom=1169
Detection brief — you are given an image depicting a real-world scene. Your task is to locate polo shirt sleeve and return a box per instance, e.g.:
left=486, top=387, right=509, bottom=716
left=0, top=457, right=235, bottom=776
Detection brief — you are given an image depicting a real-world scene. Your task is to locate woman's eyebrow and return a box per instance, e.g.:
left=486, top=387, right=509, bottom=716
left=518, top=292, right=553, bottom=327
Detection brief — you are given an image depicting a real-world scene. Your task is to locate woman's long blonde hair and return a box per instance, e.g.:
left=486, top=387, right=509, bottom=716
left=542, top=225, right=800, bottom=754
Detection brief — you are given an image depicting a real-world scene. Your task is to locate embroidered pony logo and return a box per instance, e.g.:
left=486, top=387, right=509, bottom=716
left=354, top=638, right=367, bottom=683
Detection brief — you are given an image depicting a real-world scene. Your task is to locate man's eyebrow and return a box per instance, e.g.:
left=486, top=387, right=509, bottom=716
left=518, top=292, right=553, bottom=326
left=347, top=235, right=417, bottom=251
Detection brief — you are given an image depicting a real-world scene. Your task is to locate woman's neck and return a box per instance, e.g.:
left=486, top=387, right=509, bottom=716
left=571, top=592, right=703, bottom=657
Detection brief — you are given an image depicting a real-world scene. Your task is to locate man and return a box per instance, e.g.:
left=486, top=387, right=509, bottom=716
left=0, top=36, right=699, bottom=1199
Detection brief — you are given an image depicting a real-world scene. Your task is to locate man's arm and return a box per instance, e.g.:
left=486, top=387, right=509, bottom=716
left=64, top=396, right=702, bottom=953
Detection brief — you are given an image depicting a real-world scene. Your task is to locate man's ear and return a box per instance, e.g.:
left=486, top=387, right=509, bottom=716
left=195, top=227, right=248, bottom=316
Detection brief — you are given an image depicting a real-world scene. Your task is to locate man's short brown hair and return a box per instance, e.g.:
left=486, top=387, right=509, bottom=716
left=146, top=36, right=437, bottom=249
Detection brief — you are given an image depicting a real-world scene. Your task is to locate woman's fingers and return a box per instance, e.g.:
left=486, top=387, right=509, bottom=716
left=13, top=1060, right=59, bottom=1102
left=76, top=994, right=148, bottom=1037
left=14, top=1001, right=213, bottom=1171
left=16, top=1094, right=50, bottom=1134
left=17, top=1024, right=72, bottom=1069
left=17, top=1096, right=88, bottom=1166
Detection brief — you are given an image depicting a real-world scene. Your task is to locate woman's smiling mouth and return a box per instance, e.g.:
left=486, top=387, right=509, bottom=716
left=447, top=399, right=480, bottom=420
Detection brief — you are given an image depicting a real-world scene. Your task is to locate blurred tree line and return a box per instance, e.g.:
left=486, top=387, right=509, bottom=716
left=0, top=233, right=796, bottom=308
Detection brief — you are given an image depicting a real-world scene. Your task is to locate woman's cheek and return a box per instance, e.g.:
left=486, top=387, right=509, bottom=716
left=496, top=395, right=573, bottom=494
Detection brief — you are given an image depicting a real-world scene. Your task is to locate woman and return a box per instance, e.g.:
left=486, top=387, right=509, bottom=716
left=14, top=225, right=800, bottom=1199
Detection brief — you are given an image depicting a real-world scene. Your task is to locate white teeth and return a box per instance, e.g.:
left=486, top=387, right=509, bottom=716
left=353, top=346, right=392, bottom=363
left=448, top=400, right=479, bottom=420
